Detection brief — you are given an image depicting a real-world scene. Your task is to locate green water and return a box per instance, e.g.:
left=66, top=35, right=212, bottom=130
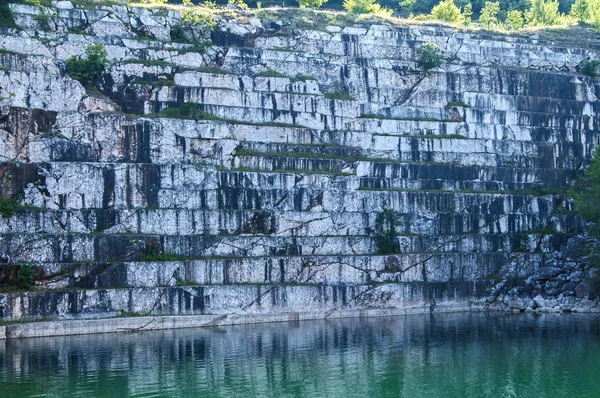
left=1, top=313, right=599, bottom=397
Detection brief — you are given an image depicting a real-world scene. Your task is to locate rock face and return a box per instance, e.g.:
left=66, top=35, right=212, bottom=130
left=0, top=2, right=597, bottom=324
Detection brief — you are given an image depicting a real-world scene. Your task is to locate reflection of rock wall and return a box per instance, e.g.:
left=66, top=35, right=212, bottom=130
left=0, top=2, right=597, bottom=323
left=1, top=314, right=598, bottom=396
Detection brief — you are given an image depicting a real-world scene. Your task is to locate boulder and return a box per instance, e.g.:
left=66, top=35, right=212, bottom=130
left=562, top=281, right=579, bottom=295
left=575, top=282, right=591, bottom=299
left=507, top=296, right=525, bottom=311
left=533, top=294, right=546, bottom=308
left=534, top=267, right=559, bottom=280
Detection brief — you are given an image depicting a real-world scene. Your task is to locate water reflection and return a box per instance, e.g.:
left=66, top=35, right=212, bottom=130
left=1, top=313, right=599, bottom=397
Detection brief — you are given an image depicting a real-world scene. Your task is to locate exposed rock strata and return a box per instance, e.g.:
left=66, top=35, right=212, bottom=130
left=0, top=1, right=599, bottom=328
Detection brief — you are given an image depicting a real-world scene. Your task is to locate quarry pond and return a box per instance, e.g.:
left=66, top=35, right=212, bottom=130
left=1, top=313, right=599, bottom=397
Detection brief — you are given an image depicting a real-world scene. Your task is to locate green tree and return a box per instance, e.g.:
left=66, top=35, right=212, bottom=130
left=505, top=0, right=534, bottom=13
left=228, top=0, right=249, bottom=8
left=66, top=44, right=109, bottom=87
left=343, top=0, right=392, bottom=14
left=0, top=3, right=17, bottom=28
left=570, top=0, right=600, bottom=29
left=505, top=9, right=525, bottom=28
left=590, top=1, right=600, bottom=28
left=374, top=208, right=401, bottom=255
left=581, top=59, right=600, bottom=77
left=417, top=42, right=444, bottom=70
left=299, top=0, right=327, bottom=8
left=0, top=197, right=17, bottom=219
left=463, top=2, right=474, bottom=22
left=431, top=0, right=466, bottom=24
left=18, top=265, right=34, bottom=290
left=479, top=1, right=501, bottom=26
left=570, top=0, right=592, bottom=18
left=398, top=0, right=416, bottom=16
left=525, top=0, right=562, bottom=25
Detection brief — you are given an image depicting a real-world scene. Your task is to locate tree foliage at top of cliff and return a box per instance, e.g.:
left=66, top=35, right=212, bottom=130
left=66, top=44, right=109, bottom=88
left=430, top=0, right=465, bottom=24
left=298, top=0, right=328, bottom=9
left=525, top=0, right=563, bottom=25
left=221, top=0, right=572, bottom=19
left=343, top=0, right=392, bottom=15
left=479, top=1, right=501, bottom=27
left=569, top=0, right=600, bottom=29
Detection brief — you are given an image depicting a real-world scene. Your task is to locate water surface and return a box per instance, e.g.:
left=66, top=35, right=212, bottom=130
left=1, top=313, right=599, bottom=397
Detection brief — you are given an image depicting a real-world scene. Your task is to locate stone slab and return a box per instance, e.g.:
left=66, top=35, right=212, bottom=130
left=5, top=305, right=471, bottom=339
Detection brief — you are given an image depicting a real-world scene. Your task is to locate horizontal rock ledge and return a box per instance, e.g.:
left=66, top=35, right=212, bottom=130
left=2, top=304, right=470, bottom=340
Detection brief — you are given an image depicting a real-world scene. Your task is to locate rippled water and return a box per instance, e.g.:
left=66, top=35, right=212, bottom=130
left=1, top=313, right=600, bottom=397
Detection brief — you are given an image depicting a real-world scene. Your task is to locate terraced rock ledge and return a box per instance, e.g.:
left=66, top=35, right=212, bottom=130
left=0, top=1, right=599, bottom=338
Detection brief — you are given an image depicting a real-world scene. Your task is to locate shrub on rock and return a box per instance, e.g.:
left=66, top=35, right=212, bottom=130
left=416, top=42, right=443, bottom=71
left=66, top=44, right=109, bottom=88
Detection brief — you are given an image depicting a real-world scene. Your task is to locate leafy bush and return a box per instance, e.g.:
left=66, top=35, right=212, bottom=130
left=139, top=253, right=185, bottom=261
left=416, top=42, right=443, bottom=71
left=228, top=0, right=249, bottom=8
left=19, top=0, right=52, bottom=6
left=430, top=0, right=465, bottom=25
left=200, top=0, right=217, bottom=8
left=591, top=4, right=600, bottom=30
left=570, top=0, right=592, bottom=20
left=343, top=0, right=392, bottom=15
left=292, top=74, right=317, bottom=82
left=374, top=208, right=401, bottom=255
left=398, top=0, right=416, bottom=16
left=462, top=3, right=473, bottom=24
left=253, top=69, right=288, bottom=78
left=581, top=59, right=600, bottom=77
left=525, top=0, right=563, bottom=26
left=180, top=8, right=217, bottom=28
left=0, top=197, right=17, bottom=219
left=66, top=44, right=109, bottom=87
left=173, top=8, right=216, bottom=43
left=18, top=265, right=35, bottom=290
left=324, top=91, right=355, bottom=100
left=155, top=103, right=220, bottom=120
left=505, top=9, right=524, bottom=30
left=479, top=1, right=500, bottom=28
left=0, top=4, right=17, bottom=29
left=446, top=100, right=470, bottom=107
left=298, top=0, right=327, bottom=9
left=570, top=0, right=600, bottom=30
left=34, top=12, right=54, bottom=31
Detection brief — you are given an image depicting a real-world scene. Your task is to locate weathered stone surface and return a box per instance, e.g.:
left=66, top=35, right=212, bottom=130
left=575, top=282, right=592, bottom=299
left=0, top=3, right=598, bottom=327
left=533, top=294, right=546, bottom=308
left=507, top=296, right=525, bottom=311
